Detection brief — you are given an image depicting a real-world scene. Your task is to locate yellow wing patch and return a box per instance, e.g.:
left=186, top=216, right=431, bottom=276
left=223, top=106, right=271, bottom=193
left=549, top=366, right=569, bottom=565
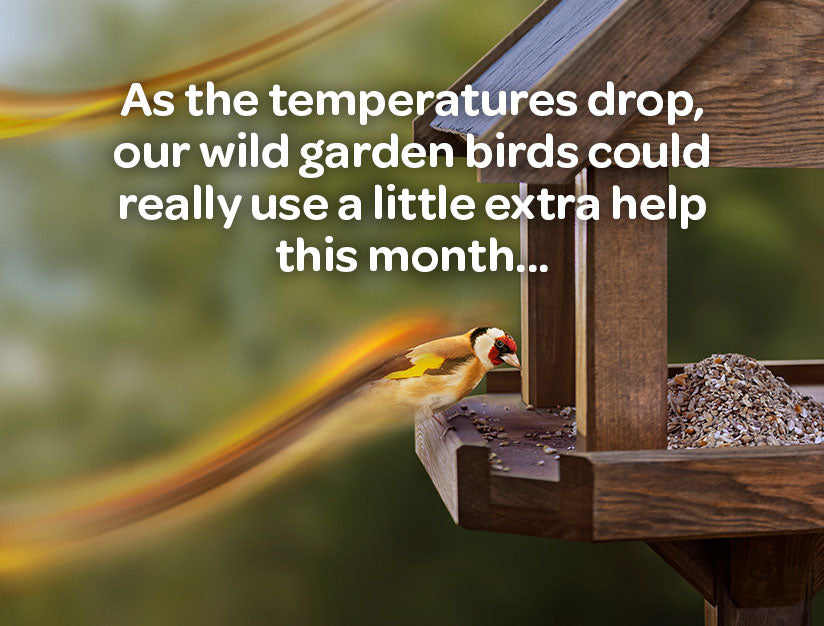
left=384, top=354, right=445, bottom=380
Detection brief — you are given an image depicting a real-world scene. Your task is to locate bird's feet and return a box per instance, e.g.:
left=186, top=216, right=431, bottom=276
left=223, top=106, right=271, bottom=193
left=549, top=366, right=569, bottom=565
left=432, top=412, right=456, bottom=440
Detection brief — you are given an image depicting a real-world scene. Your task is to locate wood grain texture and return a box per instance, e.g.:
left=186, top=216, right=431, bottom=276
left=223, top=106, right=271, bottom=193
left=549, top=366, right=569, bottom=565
left=705, top=537, right=815, bottom=626
left=648, top=540, right=717, bottom=603
left=489, top=474, right=563, bottom=537
left=575, top=167, right=668, bottom=452
left=417, top=375, right=824, bottom=545
left=431, top=0, right=623, bottom=136
left=705, top=587, right=812, bottom=626
left=563, top=443, right=824, bottom=541
left=520, top=183, right=576, bottom=408
left=727, top=535, right=818, bottom=608
left=619, top=0, right=824, bottom=170
left=416, top=395, right=567, bottom=534
left=412, top=0, right=563, bottom=152
left=476, top=0, right=754, bottom=183
left=414, top=408, right=489, bottom=528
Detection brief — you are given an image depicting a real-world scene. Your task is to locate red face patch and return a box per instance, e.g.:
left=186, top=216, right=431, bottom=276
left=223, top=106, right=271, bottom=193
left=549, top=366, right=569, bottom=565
left=488, top=335, right=517, bottom=366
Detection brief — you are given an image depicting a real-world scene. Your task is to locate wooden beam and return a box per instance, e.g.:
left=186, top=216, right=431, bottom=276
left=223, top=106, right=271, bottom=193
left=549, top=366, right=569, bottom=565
left=412, top=0, right=563, bottom=151
left=431, top=0, right=624, bottom=138
left=575, top=166, right=668, bottom=451
left=477, top=0, right=754, bottom=183
left=727, top=535, right=817, bottom=608
left=520, top=182, right=576, bottom=408
left=561, top=444, right=824, bottom=541
left=619, top=0, right=824, bottom=170
left=705, top=589, right=811, bottom=626
left=705, top=536, right=817, bottom=626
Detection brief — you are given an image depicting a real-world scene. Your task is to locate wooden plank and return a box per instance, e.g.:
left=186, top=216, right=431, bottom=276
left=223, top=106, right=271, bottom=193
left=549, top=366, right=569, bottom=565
left=705, top=537, right=815, bottom=626
left=412, top=0, right=563, bottom=152
left=476, top=0, right=753, bottom=183
left=705, top=587, right=812, bottom=626
left=488, top=475, right=563, bottom=537
left=458, top=393, right=572, bottom=480
left=520, top=183, right=576, bottom=408
left=648, top=540, right=717, bottom=603
left=558, top=453, right=594, bottom=541
left=431, top=0, right=623, bottom=137
left=575, top=166, right=668, bottom=451
left=619, top=0, right=824, bottom=170
left=727, top=535, right=818, bottom=608
left=485, top=368, right=521, bottom=394
left=414, top=407, right=489, bottom=529
left=562, top=443, right=824, bottom=541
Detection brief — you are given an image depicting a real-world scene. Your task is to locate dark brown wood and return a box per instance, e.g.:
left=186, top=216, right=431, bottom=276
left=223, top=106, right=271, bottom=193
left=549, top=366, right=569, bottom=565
left=412, top=0, right=563, bottom=152
left=447, top=393, right=573, bottom=481
left=727, top=535, right=817, bottom=608
left=415, top=372, right=824, bottom=543
left=415, top=394, right=568, bottom=536
left=705, top=537, right=815, bottom=626
left=430, top=0, right=623, bottom=138
left=563, top=444, right=824, bottom=541
left=575, top=167, right=668, bottom=452
left=649, top=540, right=717, bottom=603
left=485, top=367, right=521, bottom=394
left=520, top=183, right=576, bottom=408
left=705, top=588, right=812, bottom=626
left=619, top=0, right=824, bottom=170
left=475, top=0, right=754, bottom=183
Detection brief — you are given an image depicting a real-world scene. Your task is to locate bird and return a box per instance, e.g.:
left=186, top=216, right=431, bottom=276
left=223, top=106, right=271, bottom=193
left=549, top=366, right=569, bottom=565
left=362, top=326, right=520, bottom=434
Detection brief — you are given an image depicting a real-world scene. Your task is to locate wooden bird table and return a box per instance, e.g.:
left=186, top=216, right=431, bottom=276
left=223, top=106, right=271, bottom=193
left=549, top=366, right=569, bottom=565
left=414, top=170, right=824, bottom=625
left=410, top=0, right=824, bottom=620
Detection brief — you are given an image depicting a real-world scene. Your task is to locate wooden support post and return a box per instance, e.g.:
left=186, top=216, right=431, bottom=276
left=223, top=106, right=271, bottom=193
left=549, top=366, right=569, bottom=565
left=704, top=535, right=818, bottom=626
left=574, top=166, right=669, bottom=451
left=519, top=182, right=576, bottom=408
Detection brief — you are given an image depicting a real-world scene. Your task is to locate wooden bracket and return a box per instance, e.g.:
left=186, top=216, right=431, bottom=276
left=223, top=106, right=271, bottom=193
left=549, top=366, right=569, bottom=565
left=648, top=540, right=717, bottom=605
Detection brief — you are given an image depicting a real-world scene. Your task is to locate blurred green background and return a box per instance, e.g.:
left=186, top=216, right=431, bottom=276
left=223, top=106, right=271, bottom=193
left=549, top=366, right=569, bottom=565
left=0, top=0, right=822, bottom=624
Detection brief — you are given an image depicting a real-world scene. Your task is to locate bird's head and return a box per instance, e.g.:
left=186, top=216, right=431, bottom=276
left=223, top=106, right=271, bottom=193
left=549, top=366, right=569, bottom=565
left=470, top=327, right=520, bottom=371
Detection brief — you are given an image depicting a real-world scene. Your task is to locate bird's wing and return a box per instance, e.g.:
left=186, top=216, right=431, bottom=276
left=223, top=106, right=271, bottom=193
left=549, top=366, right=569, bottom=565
left=364, top=351, right=474, bottom=382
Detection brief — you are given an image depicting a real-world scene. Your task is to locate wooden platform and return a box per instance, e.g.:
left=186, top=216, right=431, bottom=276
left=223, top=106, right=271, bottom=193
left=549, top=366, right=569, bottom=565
left=416, top=362, right=824, bottom=543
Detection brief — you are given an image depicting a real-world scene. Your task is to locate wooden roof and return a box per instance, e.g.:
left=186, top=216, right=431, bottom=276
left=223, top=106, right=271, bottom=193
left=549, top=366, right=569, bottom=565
left=415, top=0, right=824, bottom=183
left=430, top=0, right=623, bottom=138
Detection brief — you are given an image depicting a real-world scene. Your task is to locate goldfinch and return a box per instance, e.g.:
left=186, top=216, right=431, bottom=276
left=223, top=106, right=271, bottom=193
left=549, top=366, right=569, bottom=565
left=364, top=326, right=519, bottom=430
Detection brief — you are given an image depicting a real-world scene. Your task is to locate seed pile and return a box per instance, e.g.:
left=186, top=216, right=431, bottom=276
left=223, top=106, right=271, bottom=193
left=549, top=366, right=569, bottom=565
left=667, top=353, right=824, bottom=449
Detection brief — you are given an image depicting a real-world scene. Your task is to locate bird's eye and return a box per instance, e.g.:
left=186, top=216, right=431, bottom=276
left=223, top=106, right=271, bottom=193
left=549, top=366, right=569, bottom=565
left=494, top=339, right=504, bottom=349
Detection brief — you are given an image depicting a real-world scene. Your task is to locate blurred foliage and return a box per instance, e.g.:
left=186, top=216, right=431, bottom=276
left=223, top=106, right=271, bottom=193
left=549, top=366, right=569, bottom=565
left=0, top=0, right=822, bottom=624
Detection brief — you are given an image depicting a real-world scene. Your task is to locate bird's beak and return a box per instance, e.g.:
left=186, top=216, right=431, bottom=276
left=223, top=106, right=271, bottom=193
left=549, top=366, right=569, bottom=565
left=502, top=353, right=521, bottom=369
